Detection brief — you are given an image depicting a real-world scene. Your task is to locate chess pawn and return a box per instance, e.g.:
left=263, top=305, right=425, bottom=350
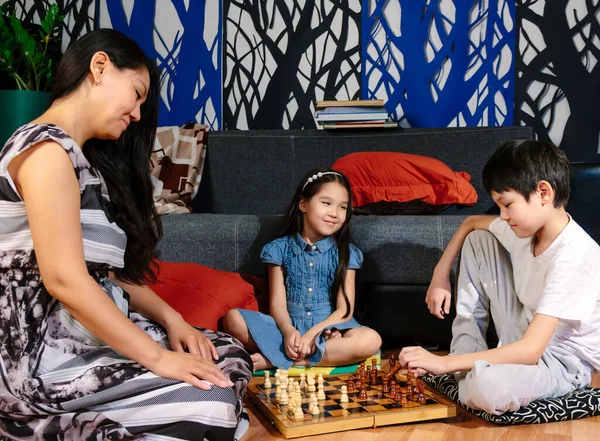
left=317, top=386, right=326, bottom=400
left=418, top=392, right=426, bottom=404
left=309, top=393, right=317, bottom=405
left=340, top=385, right=349, bottom=403
left=264, top=371, right=272, bottom=388
left=299, top=373, right=307, bottom=391
left=294, top=405, right=304, bottom=420
left=311, top=403, right=320, bottom=416
left=400, top=393, right=408, bottom=406
left=280, top=389, right=289, bottom=406
left=359, top=382, right=368, bottom=400
left=382, top=380, right=389, bottom=394
left=275, top=385, right=281, bottom=402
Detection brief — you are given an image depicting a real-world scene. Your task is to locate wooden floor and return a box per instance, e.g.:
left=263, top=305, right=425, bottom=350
left=242, top=352, right=600, bottom=441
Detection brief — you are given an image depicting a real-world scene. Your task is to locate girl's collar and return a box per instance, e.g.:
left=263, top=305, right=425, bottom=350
left=292, top=233, right=335, bottom=255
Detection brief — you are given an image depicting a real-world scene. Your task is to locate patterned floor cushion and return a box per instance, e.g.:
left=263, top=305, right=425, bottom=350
left=422, top=373, right=600, bottom=425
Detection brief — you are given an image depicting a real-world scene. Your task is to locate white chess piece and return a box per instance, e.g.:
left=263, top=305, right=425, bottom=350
left=264, top=371, right=271, bottom=388
left=294, top=405, right=304, bottom=419
left=287, top=380, right=294, bottom=395
left=340, top=385, right=349, bottom=403
left=275, top=371, right=281, bottom=387
left=307, top=377, right=316, bottom=392
left=275, top=385, right=281, bottom=402
left=317, top=385, right=326, bottom=400
left=299, top=373, right=307, bottom=391
left=318, top=374, right=324, bottom=385
left=311, top=403, right=320, bottom=415
left=280, top=389, right=288, bottom=406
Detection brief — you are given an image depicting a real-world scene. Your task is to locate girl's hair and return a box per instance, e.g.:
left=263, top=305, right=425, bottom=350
left=281, top=168, right=354, bottom=319
left=51, top=29, right=162, bottom=285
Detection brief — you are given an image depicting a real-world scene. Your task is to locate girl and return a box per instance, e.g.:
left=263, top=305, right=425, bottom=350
left=224, top=169, right=382, bottom=370
left=0, top=29, right=251, bottom=440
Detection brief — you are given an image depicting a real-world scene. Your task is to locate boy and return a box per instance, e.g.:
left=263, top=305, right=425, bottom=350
left=399, top=139, right=600, bottom=415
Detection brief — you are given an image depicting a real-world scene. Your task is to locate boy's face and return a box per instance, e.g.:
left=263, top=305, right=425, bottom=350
left=491, top=189, right=544, bottom=238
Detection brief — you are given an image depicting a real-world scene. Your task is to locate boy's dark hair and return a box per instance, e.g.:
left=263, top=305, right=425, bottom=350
left=52, top=29, right=162, bottom=285
left=482, top=139, right=571, bottom=208
left=280, top=168, right=354, bottom=319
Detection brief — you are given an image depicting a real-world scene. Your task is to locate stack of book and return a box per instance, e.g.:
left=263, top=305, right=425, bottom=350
left=314, top=99, right=397, bottom=129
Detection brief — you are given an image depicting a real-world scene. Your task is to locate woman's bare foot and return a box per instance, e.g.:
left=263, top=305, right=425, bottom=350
left=251, top=352, right=273, bottom=371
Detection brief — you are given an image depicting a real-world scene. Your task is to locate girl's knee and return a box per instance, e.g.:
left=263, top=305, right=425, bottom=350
left=222, top=309, right=243, bottom=334
left=354, top=327, right=382, bottom=356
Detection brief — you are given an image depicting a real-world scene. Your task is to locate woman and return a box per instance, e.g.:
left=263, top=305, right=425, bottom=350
left=0, top=29, right=252, bottom=440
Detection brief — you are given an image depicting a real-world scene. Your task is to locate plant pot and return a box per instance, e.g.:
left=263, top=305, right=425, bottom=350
left=0, top=90, right=51, bottom=150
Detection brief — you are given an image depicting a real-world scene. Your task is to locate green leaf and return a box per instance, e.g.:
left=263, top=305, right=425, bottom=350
left=41, top=17, right=50, bottom=34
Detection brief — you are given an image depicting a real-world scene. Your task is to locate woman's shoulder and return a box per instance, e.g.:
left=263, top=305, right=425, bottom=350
left=1, top=123, right=84, bottom=166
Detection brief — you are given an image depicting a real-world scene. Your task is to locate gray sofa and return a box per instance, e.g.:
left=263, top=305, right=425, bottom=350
left=155, top=127, right=546, bottom=349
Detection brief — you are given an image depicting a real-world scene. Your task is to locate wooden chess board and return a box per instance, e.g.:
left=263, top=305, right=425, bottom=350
left=247, top=373, right=456, bottom=438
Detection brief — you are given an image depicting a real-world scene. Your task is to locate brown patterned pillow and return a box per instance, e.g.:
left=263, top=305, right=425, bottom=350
left=150, top=123, right=208, bottom=215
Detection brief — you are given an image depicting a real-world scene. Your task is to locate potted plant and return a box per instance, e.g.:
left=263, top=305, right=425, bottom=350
left=0, top=3, right=64, bottom=147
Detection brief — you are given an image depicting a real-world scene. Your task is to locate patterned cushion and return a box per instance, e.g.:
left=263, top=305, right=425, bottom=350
left=150, top=123, right=208, bottom=215
left=422, top=373, right=600, bottom=425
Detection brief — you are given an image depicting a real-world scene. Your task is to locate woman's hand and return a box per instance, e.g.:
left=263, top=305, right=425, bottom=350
left=149, top=349, right=234, bottom=390
left=165, top=318, right=219, bottom=361
left=283, top=327, right=302, bottom=360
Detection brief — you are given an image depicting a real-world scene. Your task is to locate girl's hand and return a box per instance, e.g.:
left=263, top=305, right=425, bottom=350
left=283, top=327, right=302, bottom=360
left=149, top=349, right=233, bottom=390
left=398, top=346, right=449, bottom=376
left=166, top=318, right=219, bottom=361
left=298, top=331, right=318, bottom=359
left=425, top=276, right=452, bottom=319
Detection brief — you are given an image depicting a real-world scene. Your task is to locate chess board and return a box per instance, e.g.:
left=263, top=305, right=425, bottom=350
left=247, top=373, right=456, bottom=438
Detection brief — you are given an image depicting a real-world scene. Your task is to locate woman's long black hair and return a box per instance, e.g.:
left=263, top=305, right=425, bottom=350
left=280, top=168, right=354, bottom=318
left=51, top=29, right=162, bottom=285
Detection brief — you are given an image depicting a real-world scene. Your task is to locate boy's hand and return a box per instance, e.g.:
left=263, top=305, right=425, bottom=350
left=283, top=327, right=302, bottom=360
left=398, top=346, right=449, bottom=376
left=425, top=276, right=452, bottom=319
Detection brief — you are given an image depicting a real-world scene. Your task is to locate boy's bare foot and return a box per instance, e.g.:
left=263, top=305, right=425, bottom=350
left=251, top=352, right=273, bottom=371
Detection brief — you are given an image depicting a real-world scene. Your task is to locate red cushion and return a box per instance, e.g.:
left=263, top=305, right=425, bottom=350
left=332, top=152, right=478, bottom=207
left=148, top=260, right=267, bottom=331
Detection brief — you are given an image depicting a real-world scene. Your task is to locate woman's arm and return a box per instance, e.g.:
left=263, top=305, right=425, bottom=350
left=112, top=279, right=218, bottom=360
left=9, top=142, right=230, bottom=388
left=110, top=277, right=182, bottom=329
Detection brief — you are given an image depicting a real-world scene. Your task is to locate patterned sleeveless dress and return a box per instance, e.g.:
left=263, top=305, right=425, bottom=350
left=0, top=124, right=252, bottom=441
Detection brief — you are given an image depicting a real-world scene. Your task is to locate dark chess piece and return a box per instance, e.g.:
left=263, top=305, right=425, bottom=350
left=382, top=380, right=389, bottom=394
left=348, top=375, right=355, bottom=393
left=417, top=392, right=426, bottom=404
left=359, top=382, right=368, bottom=400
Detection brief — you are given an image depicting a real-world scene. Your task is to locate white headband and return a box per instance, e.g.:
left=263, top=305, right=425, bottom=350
left=301, top=171, right=343, bottom=193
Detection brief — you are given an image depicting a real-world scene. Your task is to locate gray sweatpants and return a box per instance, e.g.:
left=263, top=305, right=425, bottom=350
left=451, top=231, right=592, bottom=415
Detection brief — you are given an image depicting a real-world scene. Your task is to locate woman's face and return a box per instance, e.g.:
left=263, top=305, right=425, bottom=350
left=93, top=62, right=150, bottom=140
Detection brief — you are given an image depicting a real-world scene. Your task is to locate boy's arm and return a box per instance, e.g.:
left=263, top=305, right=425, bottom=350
left=400, top=313, right=559, bottom=374
left=427, top=215, right=497, bottom=318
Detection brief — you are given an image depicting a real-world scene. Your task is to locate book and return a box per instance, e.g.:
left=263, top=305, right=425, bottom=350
left=323, top=121, right=399, bottom=129
left=315, top=99, right=384, bottom=108
left=316, top=112, right=389, bottom=122
left=315, top=106, right=387, bottom=116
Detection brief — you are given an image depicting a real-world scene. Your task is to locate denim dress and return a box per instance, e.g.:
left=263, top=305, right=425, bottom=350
left=237, top=234, right=364, bottom=369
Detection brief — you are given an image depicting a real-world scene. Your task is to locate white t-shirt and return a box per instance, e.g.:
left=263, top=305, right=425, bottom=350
left=489, top=215, right=600, bottom=371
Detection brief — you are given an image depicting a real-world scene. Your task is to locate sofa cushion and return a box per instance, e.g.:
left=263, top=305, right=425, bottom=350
left=149, top=260, right=267, bottom=331
left=332, top=152, right=478, bottom=213
left=150, top=123, right=208, bottom=215
left=422, top=373, right=600, bottom=424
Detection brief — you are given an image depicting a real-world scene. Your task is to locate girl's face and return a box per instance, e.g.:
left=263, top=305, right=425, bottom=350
left=299, top=181, right=349, bottom=242
left=92, top=62, right=149, bottom=140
